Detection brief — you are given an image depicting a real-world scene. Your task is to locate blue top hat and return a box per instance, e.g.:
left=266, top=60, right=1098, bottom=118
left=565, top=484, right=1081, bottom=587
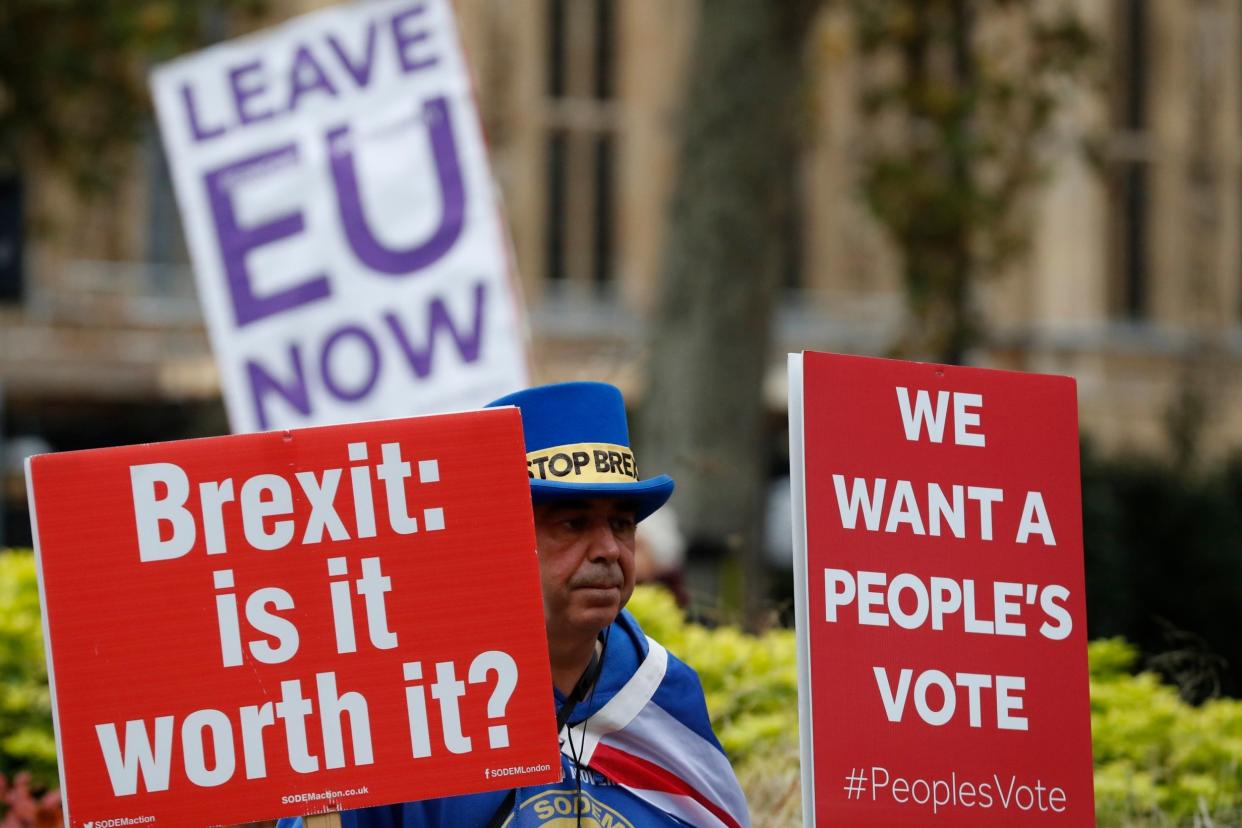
left=487, top=381, right=674, bottom=522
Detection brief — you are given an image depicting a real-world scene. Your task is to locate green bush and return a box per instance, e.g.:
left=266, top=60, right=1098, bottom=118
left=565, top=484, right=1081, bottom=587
left=628, top=586, right=1242, bottom=827
left=0, top=550, right=57, bottom=789
left=4, top=558, right=1241, bottom=825
left=1090, top=637, right=1242, bottom=824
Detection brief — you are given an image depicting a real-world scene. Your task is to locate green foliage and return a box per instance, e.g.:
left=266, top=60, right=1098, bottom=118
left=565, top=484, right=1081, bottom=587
left=840, top=0, right=1097, bottom=362
left=3, top=567, right=1240, bottom=825
left=629, top=587, right=1242, bottom=827
left=0, top=0, right=266, bottom=187
left=0, top=551, right=56, bottom=790
left=1090, top=638, right=1242, bottom=825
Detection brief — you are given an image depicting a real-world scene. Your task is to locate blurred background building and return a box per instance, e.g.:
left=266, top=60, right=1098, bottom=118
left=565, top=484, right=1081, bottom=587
left=3, top=0, right=1241, bottom=550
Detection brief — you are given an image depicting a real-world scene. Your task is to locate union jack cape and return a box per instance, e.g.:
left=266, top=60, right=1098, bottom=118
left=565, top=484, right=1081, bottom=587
left=275, top=610, right=750, bottom=828
left=562, top=612, right=752, bottom=828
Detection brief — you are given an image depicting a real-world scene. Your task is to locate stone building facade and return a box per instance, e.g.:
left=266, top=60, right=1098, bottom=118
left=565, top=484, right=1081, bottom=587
left=3, top=0, right=1241, bottom=542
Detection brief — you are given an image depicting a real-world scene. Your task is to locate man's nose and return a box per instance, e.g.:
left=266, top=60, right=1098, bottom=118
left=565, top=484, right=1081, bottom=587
left=586, top=520, right=622, bottom=561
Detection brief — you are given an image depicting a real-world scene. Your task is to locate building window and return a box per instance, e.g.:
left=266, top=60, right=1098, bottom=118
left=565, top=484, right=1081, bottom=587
left=1109, top=0, right=1150, bottom=321
left=541, top=0, right=619, bottom=297
left=144, top=125, right=194, bottom=299
left=544, top=129, right=568, bottom=284
left=0, top=174, right=23, bottom=304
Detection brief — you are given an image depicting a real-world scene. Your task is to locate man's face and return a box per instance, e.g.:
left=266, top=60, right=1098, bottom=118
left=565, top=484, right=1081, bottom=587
left=534, top=498, right=638, bottom=642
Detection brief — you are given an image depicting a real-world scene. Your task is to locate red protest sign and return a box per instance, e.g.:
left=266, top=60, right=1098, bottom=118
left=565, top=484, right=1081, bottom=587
left=26, top=408, right=559, bottom=827
left=788, top=352, right=1095, bottom=827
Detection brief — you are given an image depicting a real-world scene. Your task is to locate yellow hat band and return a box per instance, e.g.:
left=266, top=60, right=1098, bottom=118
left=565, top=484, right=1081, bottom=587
left=526, top=442, right=639, bottom=483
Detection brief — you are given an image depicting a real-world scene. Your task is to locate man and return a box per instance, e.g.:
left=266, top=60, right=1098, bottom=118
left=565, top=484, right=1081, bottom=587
left=278, top=382, right=750, bottom=827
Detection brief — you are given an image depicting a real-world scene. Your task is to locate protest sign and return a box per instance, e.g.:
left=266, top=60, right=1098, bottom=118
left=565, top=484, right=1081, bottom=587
left=150, top=0, right=528, bottom=434
left=788, top=351, right=1095, bottom=826
left=26, top=408, right=559, bottom=826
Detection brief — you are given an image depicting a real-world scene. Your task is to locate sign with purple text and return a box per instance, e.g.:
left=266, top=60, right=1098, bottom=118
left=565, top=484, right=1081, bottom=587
left=151, top=0, right=528, bottom=433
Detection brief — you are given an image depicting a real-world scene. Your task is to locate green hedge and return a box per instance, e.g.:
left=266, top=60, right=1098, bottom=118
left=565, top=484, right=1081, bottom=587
left=3, top=551, right=1240, bottom=826
left=0, top=551, right=56, bottom=789
left=1090, top=637, right=1242, bottom=824
left=628, top=585, right=1242, bottom=827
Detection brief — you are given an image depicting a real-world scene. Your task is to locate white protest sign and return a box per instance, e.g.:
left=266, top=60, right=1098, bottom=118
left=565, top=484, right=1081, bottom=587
left=151, top=0, right=528, bottom=433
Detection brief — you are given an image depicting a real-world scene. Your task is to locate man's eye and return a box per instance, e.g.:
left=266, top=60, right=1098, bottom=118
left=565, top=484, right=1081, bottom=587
left=611, top=517, right=636, bottom=534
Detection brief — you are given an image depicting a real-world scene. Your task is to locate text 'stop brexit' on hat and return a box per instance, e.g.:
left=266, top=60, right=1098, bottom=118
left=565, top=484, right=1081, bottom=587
left=487, top=382, right=674, bottom=522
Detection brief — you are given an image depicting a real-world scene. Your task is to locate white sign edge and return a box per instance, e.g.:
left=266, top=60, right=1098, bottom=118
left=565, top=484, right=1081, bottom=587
left=787, top=352, right=815, bottom=827
left=24, top=456, right=71, bottom=826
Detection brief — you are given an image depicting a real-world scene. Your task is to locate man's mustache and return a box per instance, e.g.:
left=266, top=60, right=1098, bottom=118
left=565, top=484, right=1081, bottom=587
left=569, top=565, right=624, bottom=589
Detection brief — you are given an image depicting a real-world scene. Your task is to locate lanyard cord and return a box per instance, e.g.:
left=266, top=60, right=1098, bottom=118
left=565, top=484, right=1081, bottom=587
left=566, top=719, right=586, bottom=827
left=564, top=627, right=608, bottom=827
left=483, top=630, right=609, bottom=828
